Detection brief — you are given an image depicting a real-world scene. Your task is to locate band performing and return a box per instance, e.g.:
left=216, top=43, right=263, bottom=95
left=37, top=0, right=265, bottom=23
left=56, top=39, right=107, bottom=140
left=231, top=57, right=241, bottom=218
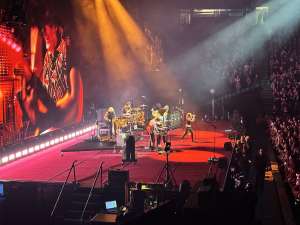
left=95, top=101, right=196, bottom=151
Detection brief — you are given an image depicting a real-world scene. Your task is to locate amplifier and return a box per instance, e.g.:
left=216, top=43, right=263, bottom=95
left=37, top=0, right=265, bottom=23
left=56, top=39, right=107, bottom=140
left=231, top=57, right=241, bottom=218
left=108, top=169, right=129, bottom=187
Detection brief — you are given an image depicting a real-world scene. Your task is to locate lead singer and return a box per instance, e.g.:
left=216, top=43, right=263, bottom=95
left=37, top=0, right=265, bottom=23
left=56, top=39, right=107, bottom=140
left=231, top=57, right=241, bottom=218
left=181, top=112, right=196, bottom=142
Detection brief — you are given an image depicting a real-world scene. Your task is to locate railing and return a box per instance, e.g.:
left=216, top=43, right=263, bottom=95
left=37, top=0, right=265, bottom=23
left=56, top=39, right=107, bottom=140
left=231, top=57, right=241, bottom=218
left=221, top=145, right=234, bottom=191
left=50, top=160, right=78, bottom=218
left=80, top=161, right=104, bottom=223
left=214, top=80, right=265, bottom=103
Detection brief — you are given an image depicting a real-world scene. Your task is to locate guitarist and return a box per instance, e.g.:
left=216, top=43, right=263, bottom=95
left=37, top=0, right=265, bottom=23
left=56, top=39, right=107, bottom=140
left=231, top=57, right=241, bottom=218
left=19, top=18, right=83, bottom=135
left=104, top=107, right=116, bottom=138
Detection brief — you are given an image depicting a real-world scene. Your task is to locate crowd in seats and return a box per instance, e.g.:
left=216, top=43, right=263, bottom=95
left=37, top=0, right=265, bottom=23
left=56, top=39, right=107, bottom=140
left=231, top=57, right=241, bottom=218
left=269, top=33, right=300, bottom=114
left=207, top=45, right=259, bottom=92
left=265, top=28, right=300, bottom=210
left=225, top=59, right=260, bottom=92
left=269, top=117, right=300, bottom=201
left=200, top=37, right=260, bottom=94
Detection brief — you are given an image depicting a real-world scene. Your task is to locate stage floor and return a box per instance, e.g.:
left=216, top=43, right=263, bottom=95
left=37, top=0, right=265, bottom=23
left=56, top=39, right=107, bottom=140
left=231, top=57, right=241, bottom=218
left=0, top=121, right=232, bottom=188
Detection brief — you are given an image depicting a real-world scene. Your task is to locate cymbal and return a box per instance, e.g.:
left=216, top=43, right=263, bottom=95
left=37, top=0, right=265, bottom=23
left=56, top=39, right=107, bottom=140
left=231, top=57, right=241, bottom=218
left=132, top=107, right=141, bottom=111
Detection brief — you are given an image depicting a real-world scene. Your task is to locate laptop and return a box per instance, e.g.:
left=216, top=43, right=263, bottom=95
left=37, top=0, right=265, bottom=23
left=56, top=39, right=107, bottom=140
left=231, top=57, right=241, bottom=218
left=0, top=183, right=3, bottom=197
left=105, top=200, right=118, bottom=213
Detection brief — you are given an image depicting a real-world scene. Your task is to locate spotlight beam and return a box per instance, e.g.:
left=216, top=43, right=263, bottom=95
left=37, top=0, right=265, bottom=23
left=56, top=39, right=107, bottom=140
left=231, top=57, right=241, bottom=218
left=105, top=0, right=181, bottom=102
left=170, top=0, right=300, bottom=102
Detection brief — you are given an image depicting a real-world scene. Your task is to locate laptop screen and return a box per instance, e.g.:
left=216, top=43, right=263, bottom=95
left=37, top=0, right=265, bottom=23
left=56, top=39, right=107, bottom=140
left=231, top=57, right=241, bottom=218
left=0, top=183, right=4, bottom=197
left=105, top=200, right=117, bottom=210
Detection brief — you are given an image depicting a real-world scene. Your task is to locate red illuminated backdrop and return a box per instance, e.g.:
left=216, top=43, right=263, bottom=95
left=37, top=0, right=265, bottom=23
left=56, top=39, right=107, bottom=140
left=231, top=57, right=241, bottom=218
left=0, top=25, right=23, bottom=146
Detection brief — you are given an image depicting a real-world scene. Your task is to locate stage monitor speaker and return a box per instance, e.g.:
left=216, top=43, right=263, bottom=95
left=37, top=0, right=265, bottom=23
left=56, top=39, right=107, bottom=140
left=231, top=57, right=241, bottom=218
left=108, top=169, right=129, bottom=188
left=224, top=142, right=232, bottom=151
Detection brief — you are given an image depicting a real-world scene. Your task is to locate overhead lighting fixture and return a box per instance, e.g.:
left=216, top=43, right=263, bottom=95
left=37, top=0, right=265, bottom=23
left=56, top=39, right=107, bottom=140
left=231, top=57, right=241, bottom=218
left=192, top=8, right=246, bottom=18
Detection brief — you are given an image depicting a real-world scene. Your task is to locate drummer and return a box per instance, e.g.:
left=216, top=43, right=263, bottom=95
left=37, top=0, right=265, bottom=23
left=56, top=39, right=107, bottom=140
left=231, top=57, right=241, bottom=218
left=122, top=101, right=132, bottom=117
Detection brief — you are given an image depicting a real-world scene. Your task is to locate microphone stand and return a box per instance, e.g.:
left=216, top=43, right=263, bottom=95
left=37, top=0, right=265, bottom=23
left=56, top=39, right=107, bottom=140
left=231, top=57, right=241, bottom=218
left=206, top=121, right=219, bottom=163
left=205, top=121, right=219, bottom=181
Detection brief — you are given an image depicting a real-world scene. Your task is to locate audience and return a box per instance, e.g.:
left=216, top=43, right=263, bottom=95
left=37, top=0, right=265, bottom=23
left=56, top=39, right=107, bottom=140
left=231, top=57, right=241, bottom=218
left=226, top=59, right=259, bottom=92
left=267, top=29, right=300, bottom=203
left=269, top=32, right=300, bottom=115
left=203, top=43, right=260, bottom=93
left=269, top=117, right=300, bottom=201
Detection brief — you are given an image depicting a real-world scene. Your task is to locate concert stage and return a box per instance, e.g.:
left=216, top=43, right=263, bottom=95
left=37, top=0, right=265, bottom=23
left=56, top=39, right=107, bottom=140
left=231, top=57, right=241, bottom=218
left=0, top=121, right=232, bottom=188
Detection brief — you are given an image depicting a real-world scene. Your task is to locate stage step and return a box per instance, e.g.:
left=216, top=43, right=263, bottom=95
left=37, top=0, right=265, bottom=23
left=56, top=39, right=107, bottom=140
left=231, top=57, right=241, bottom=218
left=52, top=186, right=106, bottom=225
left=70, top=200, right=100, bottom=210
left=65, top=209, right=95, bottom=220
left=63, top=217, right=84, bottom=225
left=71, top=192, right=103, bottom=201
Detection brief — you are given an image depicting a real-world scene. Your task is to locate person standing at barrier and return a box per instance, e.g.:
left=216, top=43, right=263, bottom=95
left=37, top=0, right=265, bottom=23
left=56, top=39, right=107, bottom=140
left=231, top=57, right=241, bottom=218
left=130, top=183, right=145, bottom=214
left=254, top=148, right=270, bottom=193
left=123, top=135, right=136, bottom=162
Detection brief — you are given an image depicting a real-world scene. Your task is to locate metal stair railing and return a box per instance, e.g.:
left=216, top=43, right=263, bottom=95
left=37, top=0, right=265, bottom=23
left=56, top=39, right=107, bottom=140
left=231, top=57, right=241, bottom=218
left=50, top=160, right=78, bottom=218
left=80, top=161, right=104, bottom=223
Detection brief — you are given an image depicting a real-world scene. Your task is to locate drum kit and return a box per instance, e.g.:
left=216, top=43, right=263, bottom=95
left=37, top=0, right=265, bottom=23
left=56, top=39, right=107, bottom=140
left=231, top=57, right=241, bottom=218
left=113, top=105, right=146, bottom=131
left=114, top=117, right=128, bottom=130
left=99, top=101, right=184, bottom=148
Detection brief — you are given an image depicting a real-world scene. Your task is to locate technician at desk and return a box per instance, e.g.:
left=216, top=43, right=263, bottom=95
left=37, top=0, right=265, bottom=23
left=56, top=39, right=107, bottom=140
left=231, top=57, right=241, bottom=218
left=90, top=198, right=171, bottom=224
left=90, top=184, right=148, bottom=224
left=130, top=183, right=146, bottom=214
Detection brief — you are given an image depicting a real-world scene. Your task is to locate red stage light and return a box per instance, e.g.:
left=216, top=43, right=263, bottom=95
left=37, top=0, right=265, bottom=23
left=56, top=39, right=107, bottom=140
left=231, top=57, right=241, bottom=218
left=6, top=39, right=12, bottom=46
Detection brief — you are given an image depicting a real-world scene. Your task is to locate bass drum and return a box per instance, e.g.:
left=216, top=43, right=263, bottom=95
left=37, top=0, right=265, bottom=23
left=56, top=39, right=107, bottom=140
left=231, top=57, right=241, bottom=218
left=114, top=117, right=128, bottom=130
left=131, top=110, right=145, bottom=127
left=169, top=111, right=182, bottom=129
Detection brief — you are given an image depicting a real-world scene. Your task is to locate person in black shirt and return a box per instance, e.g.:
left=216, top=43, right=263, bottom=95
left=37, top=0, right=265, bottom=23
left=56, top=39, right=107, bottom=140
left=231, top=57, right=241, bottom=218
left=254, top=148, right=270, bottom=193
left=130, top=183, right=145, bottom=214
